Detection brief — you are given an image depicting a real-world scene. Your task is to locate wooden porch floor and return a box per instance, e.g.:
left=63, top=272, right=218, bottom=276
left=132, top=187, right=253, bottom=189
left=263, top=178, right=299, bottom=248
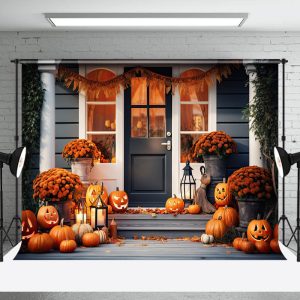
left=15, top=239, right=284, bottom=260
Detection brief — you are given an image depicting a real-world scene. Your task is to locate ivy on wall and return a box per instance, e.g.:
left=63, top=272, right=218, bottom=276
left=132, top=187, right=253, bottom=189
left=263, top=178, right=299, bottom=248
left=22, top=64, right=44, bottom=212
left=243, top=64, right=278, bottom=166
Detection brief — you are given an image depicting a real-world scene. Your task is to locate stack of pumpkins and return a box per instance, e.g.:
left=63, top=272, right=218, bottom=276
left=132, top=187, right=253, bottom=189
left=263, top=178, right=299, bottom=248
left=165, top=194, right=201, bottom=215
left=22, top=204, right=108, bottom=254
left=233, top=218, right=280, bottom=254
left=202, top=180, right=239, bottom=244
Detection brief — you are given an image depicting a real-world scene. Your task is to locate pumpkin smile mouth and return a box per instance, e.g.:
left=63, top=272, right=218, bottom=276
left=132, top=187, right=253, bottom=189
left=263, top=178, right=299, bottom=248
left=250, top=234, right=269, bottom=241
left=114, top=203, right=128, bottom=209
left=22, top=232, right=35, bottom=240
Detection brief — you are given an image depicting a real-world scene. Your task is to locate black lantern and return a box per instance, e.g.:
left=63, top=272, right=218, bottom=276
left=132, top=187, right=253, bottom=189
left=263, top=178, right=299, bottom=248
left=180, top=161, right=196, bottom=205
left=90, top=193, right=108, bottom=229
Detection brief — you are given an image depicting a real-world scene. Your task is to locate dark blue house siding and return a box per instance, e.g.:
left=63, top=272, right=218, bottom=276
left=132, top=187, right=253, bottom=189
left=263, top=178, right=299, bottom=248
left=217, top=67, right=249, bottom=177
left=55, top=65, right=79, bottom=169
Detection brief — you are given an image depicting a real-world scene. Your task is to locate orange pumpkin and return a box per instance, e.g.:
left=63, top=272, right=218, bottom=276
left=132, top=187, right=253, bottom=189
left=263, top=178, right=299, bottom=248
left=49, top=219, right=75, bottom=249
left=86, top=183, right=109, bottom=206
left=240, top=235, right=256, bottom=254
left=37, top=205, right=59, bottom=229
left=233, top=237, right=243, bottom=250
left=109, top=187, right=129, bottom=213
left=270, top=239, right=281, bottom=254
left=22, top=210, right=38, bottom=241
left=28, top=233, right=53, bottom=253
left=213, top=206, right=239, bottom=227
left=273, top=224, right=279, bottom=239
left=214, top=179, right=230, bottom=206
left=59, top=240, right=77, bottom=253
left=165, top=194, right=185, bottom=214
left=255, top=240, right=271, bottom=254
left=82, top=232, right=100, bottom=247
left=205, top=217, right=228, bottom=239
left=187, top=203, right=201, bottom=214
left=247, top=217, right=272, bottom=244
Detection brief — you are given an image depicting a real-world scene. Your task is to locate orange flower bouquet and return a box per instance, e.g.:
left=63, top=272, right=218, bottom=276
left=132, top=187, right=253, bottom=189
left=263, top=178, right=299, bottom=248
left=192, top=131, right=237, bottom=160
left=33, top=168, right=83, bottom=202
left=62, top=139, right=101, bottom=165
left=228, top=166, right=273, bottom=200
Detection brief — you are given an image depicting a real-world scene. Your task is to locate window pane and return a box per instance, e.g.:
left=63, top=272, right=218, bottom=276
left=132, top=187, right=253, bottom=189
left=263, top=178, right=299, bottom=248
left=87, top=134, right=116, bottom=163
left=149, top=80, right=165, bottom=105
left=181, top=134, right=203, bottom=163
left=131, top=77, right=147, bottom=105
left=181, top=104, right=208, bottom=131
left=149, top=108, right=166, bottom=137
left=87, top=104, right=116, bottom=132
left=180, top=69, right=208, bottom=102
left=131, top=108, right=147, bottom=138
left=86, top=69, right=116, bottom=101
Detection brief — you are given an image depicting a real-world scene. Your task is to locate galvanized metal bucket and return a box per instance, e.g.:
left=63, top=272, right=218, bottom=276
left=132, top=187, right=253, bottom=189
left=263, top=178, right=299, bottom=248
left=203, top=155, right=227, bottom=178
left=70, top=158, right=93, bottom=182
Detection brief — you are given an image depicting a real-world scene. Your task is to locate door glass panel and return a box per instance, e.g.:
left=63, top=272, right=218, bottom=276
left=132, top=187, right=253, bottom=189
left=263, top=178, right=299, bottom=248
left=131, top=77, right=147, bottom=105
left=87, top=104, right=116, bottom=132
left=180, top=104, right=208, bottom=131
left=131, top=108, right=148, bottom=138
left=149, top=80, right=165, bottom=105
left=181, top=134, right=203, bottom=163
left=180, top=69, right=208, bottom=102
left=149, top=108, right=166, bottom=137
left=87, top=134, right=116, bottom=163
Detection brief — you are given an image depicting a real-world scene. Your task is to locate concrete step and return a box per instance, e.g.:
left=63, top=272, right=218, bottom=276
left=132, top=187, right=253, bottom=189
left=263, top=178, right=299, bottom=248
left=108, top=213, right=211, bottom=238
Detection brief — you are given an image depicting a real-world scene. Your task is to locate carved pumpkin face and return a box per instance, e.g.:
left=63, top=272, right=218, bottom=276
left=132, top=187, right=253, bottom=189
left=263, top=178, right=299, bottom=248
left=214, top=181, right=229, bottom=206
left=247, top=218, right=272, bottom=244
left=37, top=205, right=59, bottom=229
left=86, top=183, right=109, bottom=206
left=165, top=195, right=185, bottom=214
left=109, top=188, right=129, bottom=213
left=22, top=210, right=38, bottom=240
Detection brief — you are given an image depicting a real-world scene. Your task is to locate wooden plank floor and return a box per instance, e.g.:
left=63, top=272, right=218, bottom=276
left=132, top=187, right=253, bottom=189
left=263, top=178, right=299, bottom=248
left=15, top=239, right=284, bottom=260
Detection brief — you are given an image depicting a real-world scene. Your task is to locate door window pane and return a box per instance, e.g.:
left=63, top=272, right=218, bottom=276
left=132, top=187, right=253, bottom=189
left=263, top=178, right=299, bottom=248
left=131, top=77, right=147, bottom=105
left=180, top=104, right=208, bottom=131
left=131, top=108, right=148, bottom=138
left=149, top=80, right=165, bottom=105
left=149, top=108, right=166, bottom=137
left=87, top=104, right=116, bottom=132
left=181, top=134, right=203, bottom=163
left=87, top=134, right=116, bottom=163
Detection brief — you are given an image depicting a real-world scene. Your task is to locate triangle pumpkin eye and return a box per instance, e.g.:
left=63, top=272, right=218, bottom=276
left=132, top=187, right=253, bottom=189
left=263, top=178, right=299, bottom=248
left=262, top=225, right=266, bottom=230
left=254, top=225, right=258, bottom=231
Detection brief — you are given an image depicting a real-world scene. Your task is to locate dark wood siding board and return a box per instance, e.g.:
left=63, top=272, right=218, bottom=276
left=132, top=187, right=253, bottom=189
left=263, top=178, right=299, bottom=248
left=217, top=94, right=249, bottom=108
left=217, top=108, right=248, bottom=123
left=56, top=109, right=79, bottom=123
left=217, top=123, right=249, bottom=138
left=55, top=94, right=79, bottom=108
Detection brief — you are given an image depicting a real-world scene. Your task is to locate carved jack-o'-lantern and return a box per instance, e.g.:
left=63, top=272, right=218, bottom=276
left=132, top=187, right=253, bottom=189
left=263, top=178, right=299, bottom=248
left=247, top=217, right=272, bottom=244
left=214, top=179, right=230, bottom=206
left=109, top=187, right=129, bottom=213
left=37, top=205, right=59, bottom=229
left=22, top=210, right=38, bottom=241
left=86, top=183, right=109, bottom=205
left=165, top=194, right=185, bottom=214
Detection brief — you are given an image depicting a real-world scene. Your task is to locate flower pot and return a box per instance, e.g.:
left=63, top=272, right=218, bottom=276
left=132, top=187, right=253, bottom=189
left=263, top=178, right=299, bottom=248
left=70, top=158, right=93, bottom=182
left=55, top=200, right=76, bottom=225
left=203, top=155, right=227, bottom=178
left=236, top=196, right=266, bottom=229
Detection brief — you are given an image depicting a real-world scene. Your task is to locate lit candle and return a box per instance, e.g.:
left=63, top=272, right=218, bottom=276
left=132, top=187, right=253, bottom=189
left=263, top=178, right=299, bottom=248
left=105, top=120, right=111, bottom=128
left=97, top=209, right=106, bottom=227
left=110, top=122, right=115, bottom=130
left=136, top=120, right=143, bottom=129
left=76, top=212, right=87, bottom=224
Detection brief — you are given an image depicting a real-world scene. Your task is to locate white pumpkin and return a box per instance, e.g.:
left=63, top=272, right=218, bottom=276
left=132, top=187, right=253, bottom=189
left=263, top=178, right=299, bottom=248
left=72, top=223, right=93, bottom=244
left=94, top=229, right=107, bottom=244
left=201, top=233, right=214, bottom=244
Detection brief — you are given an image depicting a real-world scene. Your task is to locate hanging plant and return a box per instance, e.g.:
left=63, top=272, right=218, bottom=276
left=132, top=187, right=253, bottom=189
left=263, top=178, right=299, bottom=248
left=22, top=65, right=44, bottom=212
left=243, top=64, right=278, bottom=164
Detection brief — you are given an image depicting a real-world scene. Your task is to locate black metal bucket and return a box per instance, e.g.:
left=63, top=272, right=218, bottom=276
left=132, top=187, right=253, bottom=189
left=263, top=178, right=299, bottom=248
left=203, top=155, right=227, bottom=178
left=236, top=196, right=266, bottom=229
left=206, top=177, right=223, bottom=204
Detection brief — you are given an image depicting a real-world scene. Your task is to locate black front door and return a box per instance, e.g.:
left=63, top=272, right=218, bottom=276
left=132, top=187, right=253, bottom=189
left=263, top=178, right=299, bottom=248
left=124, top=67, right=172, bottom=207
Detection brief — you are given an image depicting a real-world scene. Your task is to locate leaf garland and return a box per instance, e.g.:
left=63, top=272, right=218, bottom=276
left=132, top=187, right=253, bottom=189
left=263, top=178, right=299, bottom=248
left=57, top=64, right=237, bottom=99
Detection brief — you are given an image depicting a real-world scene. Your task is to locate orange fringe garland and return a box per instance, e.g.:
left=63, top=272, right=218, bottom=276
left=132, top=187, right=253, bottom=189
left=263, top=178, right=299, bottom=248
left=57, top=64, right=239, bottom=99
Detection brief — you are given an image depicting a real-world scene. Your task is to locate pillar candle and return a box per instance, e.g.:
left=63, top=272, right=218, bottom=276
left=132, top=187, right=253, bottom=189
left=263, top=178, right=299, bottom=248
left=109, top=218, right=118, bottom=239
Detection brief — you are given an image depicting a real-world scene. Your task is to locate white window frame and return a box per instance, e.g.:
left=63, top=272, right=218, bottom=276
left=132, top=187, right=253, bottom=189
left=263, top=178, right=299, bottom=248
left=172, top=65, right=217, bottom=196
left=79, top=65, right=124, bottom=193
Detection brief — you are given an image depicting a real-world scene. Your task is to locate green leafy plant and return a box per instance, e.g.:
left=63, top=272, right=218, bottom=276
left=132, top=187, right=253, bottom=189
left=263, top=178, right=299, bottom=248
left=22, top=65, right=44, bottom=212
left=243, top=64, right=278, bottom=165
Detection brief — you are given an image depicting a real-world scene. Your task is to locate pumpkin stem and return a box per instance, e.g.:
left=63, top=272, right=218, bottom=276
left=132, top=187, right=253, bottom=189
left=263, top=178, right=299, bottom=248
left=173, top=194, right=177, bottom=198
left=242, top=232, right=246, bottom=239
left=222, top=178, right=226, bottom=183
left=217, top=216, right=223, bottom=221
left=257, top=213, right=261, bottom=220
left=60, top=218, right=64, bottom=227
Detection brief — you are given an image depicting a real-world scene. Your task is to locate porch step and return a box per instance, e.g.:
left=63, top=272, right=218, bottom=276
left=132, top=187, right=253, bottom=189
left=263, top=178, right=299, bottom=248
left=108, top=213, right=211, bottom=238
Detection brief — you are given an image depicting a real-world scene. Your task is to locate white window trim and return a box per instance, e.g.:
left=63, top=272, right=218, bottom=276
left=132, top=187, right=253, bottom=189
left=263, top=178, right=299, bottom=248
left=79, top=65, right=124, bottom=192
left=172, top=65, right=217, bottom=196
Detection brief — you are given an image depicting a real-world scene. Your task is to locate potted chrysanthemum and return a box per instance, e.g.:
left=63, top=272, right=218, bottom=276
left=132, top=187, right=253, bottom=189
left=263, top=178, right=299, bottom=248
left=228, top=166, right=274, bottom=229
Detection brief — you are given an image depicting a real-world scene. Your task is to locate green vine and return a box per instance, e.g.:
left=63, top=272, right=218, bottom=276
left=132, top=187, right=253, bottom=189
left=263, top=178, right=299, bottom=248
left=243, top=64, right=278, bottom=165
left=22, top=65, right=44, bottom=212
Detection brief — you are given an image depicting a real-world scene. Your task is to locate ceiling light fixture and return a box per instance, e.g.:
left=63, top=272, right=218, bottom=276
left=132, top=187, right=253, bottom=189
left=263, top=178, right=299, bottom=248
left=45, top=13, right=248, bottom=28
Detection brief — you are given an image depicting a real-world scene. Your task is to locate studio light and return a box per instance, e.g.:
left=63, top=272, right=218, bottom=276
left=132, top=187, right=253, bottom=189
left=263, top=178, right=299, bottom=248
left=274, top=146, right=300, bottom=261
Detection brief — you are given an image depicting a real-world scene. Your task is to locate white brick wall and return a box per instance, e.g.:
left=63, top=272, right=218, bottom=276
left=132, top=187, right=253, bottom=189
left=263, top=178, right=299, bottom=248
left=0, top=30, right=298, bottom=243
